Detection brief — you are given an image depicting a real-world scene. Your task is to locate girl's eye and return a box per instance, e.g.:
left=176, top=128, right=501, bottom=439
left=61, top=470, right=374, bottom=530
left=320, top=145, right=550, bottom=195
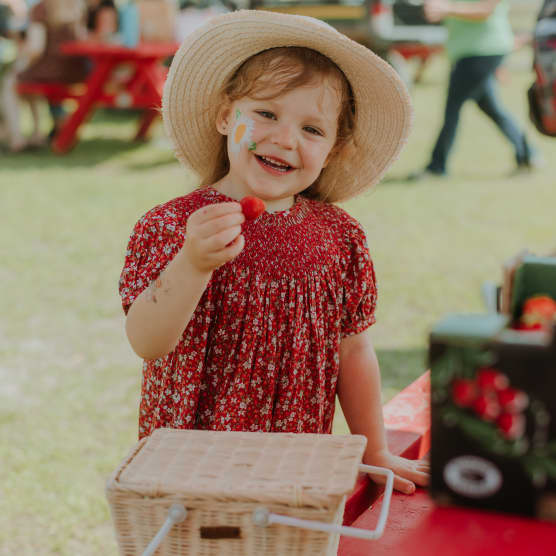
left=256, top=110, right=276, bottom=120
left=303, top=126, right=324, bottom=136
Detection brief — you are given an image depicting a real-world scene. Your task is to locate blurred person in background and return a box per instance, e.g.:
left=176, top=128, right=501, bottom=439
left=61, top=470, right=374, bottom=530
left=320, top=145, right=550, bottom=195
left=175, top=0, right=232, bottom=43
left=409, top=0, right=541, bottom=180
left=0, top=0, right=29, bottom=151
left=86, top=0, right=118, bottom=42
left=15, top=0, right=88, bottom=145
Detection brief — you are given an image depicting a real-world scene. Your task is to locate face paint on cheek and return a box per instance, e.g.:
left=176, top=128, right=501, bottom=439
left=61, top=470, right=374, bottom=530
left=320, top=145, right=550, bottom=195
left=229, top=109, right=256, bottom=155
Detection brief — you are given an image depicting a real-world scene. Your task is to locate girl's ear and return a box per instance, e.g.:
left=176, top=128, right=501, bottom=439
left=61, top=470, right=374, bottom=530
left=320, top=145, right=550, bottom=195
left=216, top=101, right=232, bottom=136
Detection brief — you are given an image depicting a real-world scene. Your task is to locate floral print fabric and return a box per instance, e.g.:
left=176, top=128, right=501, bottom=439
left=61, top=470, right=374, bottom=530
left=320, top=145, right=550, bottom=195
left=119, top=187, right=377, bottom=439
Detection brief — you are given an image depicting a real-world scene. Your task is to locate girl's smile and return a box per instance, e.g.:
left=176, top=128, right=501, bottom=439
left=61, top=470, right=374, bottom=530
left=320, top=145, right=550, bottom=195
left=215, top=78, right=341, bottom=212
left=254, top=154, right=297, bottom=175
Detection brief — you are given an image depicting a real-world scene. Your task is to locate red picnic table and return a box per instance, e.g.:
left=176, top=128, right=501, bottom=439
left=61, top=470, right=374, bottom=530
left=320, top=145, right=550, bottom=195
left=340, top=372, right=556, bottom=556
left=18, top=41, right=179, bottom=153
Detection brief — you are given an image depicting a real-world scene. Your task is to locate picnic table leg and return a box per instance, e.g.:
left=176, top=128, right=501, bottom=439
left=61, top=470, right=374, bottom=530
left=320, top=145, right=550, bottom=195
left=132, top=62, right=165, bottom=141
left=135, top=109, right=159, bottom=141
left=51, top=60, right=115, bottom=154
left=140, top=63, right=166, bottom=98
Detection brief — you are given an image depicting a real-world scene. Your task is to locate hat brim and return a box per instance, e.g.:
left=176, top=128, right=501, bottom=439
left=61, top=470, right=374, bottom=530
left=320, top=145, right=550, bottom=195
left=163, top=10, right=412, bottom=202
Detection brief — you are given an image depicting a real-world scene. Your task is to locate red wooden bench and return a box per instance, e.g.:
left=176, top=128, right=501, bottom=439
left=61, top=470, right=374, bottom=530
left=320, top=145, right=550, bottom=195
left=340, top=371, right=556, bottom=556
left=17, top=41, right=178, bottom=153
left=17, top=82, right=85, bottom=104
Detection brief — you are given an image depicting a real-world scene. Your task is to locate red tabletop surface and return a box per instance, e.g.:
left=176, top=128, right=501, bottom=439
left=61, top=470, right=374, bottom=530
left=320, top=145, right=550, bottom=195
left=60, top=41, right=179, bottom=60
left=340, top=370, right=556, bottom=556
left=339, top=488, right=556, bottom=556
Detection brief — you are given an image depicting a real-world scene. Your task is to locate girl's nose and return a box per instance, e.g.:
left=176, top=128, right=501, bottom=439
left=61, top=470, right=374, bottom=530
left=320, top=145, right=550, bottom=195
left=271, top=123, right=296, bottom=149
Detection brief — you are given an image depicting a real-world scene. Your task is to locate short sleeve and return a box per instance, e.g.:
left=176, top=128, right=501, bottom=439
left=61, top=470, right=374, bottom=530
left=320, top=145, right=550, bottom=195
left=118, top=207, right=186, bottom=315
left=340, top=220, right=377, bottom=338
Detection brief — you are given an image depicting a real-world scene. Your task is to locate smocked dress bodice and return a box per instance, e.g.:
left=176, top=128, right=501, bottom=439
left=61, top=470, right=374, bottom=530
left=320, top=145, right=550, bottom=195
left=119, top=187, right=377, bottom=439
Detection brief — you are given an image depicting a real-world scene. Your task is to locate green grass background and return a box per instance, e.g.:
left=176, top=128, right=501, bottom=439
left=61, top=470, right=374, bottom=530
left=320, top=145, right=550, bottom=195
left=2, top=8, right=555, bottom=553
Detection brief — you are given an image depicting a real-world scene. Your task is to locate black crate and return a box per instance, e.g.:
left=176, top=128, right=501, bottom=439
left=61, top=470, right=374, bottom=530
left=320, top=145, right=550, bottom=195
left=429, top=257, right=556, bottom=521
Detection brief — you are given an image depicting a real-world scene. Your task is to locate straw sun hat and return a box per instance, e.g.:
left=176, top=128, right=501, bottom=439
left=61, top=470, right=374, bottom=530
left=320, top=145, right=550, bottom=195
left=162, top=10, right=412, bottom=203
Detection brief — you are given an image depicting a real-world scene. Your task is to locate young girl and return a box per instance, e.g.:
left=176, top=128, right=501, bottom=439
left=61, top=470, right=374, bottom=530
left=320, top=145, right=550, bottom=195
left=119, top=10, right=429, bottom=494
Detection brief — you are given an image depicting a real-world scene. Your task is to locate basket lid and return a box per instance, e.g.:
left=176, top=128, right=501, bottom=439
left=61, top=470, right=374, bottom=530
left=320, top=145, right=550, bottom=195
left=109, top=429, right=367, bottom=509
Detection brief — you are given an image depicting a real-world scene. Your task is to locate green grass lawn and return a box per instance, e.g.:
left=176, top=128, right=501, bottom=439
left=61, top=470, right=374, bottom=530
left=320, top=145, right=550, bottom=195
left=2, top=34, right=556, bottom=554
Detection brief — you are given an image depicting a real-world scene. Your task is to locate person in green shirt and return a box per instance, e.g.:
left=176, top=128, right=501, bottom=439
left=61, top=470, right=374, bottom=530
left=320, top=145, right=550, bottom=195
left=410, top=0, right=540, bottom=179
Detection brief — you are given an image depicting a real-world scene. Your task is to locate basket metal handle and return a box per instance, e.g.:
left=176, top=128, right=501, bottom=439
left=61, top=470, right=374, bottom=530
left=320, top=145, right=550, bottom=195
left=141, top=465, right=393, bottom=553
left=252, top=464, right=394, bottom=541
left=142, top=504, right=187, bottom=556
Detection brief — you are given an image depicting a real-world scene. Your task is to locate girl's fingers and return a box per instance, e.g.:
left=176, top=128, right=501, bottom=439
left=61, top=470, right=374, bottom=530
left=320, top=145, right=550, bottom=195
left=363, top=453, right=431, bottom=495
left=197, top=211, right=245, bottom=237
left=393, top=476, right=416, bottom=495
left=372, top=471, right=419, bottom=494
left=410, top=469, right=429, bottom=487
left=395, top=464, right=428, bottom=492
left=204, top=225, right=243, bottom=251
left=193, top=202, right=242, bottom=225
left=367, top=465, right=427, bottom=494
left=400, top=460, right=429, bottom=486
left=392, top=462, right=429, bottom=489
left=215, top=233, right=245, bottom=264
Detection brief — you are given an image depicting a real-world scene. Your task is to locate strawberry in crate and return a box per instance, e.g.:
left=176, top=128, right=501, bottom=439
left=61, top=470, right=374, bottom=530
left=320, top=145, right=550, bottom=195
left=450, top=366, right=530, bottom=442
left=514, top=294, right=556, bottom=331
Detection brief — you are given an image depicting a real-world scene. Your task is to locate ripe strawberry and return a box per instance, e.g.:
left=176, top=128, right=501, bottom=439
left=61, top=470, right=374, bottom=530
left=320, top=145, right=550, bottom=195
left=452, top=378, right=478, bottom=408
left=476, top=367, right=509, bottom=392
left=523, top=295, right=556, bottom=319
left=520, top=295, right=556, bottom=329
left=497, top=387, right=529, bottom=413
left=473, top=393, right=501, bottom=421
left=240, top=196, right=266, bottom=221
left=513, top=321, right=543, bottom=331
left=497, top=413, right=526, bottom=440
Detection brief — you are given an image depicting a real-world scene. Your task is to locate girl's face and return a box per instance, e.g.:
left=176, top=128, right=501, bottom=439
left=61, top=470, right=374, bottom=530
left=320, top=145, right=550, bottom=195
left=215, top=78, right=341, bottom=211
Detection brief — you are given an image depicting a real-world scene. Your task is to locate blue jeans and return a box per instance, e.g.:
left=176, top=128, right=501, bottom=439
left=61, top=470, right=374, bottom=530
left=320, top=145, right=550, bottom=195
left=427, top=54, right=533, bottom=174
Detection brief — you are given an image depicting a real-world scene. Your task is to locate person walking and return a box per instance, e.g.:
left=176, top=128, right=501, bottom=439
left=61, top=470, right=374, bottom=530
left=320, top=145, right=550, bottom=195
left=410, top=0, right=541, bottom=180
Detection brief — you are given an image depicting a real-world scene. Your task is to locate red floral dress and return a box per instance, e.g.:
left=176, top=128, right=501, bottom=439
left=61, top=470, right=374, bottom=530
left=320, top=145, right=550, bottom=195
left=119, top=186, right=377, bottom=440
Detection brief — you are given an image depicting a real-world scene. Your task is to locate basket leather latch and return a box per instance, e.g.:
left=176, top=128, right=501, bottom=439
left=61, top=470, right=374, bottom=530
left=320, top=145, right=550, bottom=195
left=200, top=526, right=241, bottom=539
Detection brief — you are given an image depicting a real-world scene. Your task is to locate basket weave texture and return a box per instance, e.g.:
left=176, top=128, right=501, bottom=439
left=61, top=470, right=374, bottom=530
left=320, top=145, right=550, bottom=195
left=106, top=428, right=366, bottom=555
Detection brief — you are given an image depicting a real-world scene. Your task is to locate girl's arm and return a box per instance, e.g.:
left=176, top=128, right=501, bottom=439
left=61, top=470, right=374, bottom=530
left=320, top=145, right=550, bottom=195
left=337, top=328, right=429, bottom=494
left=424, top=0, right=501, bottom=22
left=125, top=249, right=213, bottom=360
left=125, top=202, right=245, bottom=360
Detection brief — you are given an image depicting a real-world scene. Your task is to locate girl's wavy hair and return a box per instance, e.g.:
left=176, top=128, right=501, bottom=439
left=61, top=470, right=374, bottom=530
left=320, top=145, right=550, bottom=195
left=202, top=47, right=355, bottom=201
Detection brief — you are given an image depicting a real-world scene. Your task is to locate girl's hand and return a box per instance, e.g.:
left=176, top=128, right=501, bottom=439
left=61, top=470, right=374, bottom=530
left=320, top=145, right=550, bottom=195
left=363, top=449, right=429, bottom=495
left=424, top=0, right=451, bottom=22
left=183, top=202, right=245, bottom=273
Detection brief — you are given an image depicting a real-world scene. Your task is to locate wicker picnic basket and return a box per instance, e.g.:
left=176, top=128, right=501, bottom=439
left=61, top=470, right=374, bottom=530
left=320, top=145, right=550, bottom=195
left=106, top=428, right=392, bottom=555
